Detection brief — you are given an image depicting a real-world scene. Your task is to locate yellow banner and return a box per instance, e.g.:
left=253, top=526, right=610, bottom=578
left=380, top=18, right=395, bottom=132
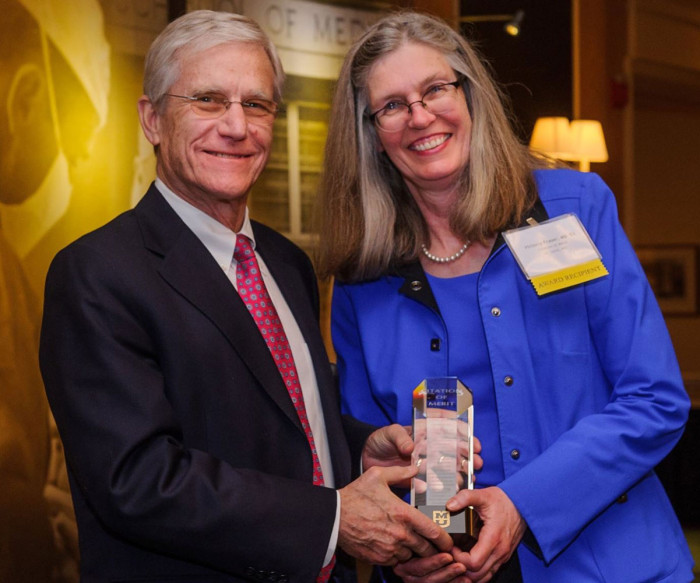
left=531, top=259, right=609, bottom=296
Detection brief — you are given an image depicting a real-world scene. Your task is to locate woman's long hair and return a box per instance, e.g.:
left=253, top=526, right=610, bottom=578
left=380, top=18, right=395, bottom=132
left=316, top=10, right=541, bottom=282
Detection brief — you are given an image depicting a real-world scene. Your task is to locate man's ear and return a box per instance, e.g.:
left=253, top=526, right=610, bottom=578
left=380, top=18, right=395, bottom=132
left=6, top=63, right=47, bottom=134
left=3, top=62, right=59, bottom=203
left=137, top=95, right=161, bottom=147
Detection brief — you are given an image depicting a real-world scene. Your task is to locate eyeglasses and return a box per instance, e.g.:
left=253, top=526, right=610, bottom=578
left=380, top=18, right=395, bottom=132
left=368, top=81, right=463, bottom=133
left=165, top=92, right=280, bottom=123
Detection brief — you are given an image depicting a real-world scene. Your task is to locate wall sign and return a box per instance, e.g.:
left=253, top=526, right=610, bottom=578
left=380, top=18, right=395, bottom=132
left=187, top=0, right=380, bottom=78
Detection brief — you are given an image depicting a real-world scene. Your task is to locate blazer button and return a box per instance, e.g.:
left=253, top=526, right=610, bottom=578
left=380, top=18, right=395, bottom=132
left=410, top=280, right=423, bottom=291
left=504, top=375, right=514, bottom=386
left=510, top=449, right=520, bottom=460
left=491, top=306, right=501, bottom=317
left=430, top=338, right=441, bottom=351
left=617, top=493, right=628, bottom=504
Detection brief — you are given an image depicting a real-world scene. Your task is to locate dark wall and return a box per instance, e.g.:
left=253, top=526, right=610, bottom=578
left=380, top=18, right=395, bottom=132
left=169, top=0, right=186, bottom=21
left=460, top=0, right=572, bottom=142
left=656, top=409, right=700, bottom=526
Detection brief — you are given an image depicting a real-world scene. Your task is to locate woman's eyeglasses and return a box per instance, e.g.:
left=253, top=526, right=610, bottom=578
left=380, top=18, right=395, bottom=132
left=368, top=81, right=462, bottom=133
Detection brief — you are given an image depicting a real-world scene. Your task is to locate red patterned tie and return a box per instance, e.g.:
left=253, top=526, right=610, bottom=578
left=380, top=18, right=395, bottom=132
left=234, top=234, right=335, bottom=582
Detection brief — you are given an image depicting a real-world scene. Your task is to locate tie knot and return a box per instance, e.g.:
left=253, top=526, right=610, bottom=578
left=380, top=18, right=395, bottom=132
left=234, top=234, right=255, bottom=264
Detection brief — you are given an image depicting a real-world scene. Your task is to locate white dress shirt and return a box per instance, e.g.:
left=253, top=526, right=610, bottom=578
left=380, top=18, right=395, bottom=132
left=156, top=179, right=339, bottom=565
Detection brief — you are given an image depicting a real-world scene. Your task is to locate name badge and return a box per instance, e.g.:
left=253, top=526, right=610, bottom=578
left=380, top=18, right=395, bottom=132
left=503, top=213, right=608, bottom=296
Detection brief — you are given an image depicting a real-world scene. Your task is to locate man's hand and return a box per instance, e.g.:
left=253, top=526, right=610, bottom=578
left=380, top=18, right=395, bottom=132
left=447, top=487, right=526, bottom=582
left=393, top=551, right=471, bottom=583
left=362, top=424, right=483, bottom=490
left=338, top=465, right=453, bottom=565
left=362, top=424, right=414, bottom=473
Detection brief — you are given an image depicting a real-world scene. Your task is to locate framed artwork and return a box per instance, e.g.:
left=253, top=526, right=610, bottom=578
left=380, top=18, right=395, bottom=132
left=636, top=245, right=698, bottom=315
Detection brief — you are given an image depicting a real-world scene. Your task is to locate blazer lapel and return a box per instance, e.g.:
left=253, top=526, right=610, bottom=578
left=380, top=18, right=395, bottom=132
left=253, top=224, right=331, bottom=396
left=134, top=186, right=303, bottom=432
left=254, top=224, right=351, bottom=483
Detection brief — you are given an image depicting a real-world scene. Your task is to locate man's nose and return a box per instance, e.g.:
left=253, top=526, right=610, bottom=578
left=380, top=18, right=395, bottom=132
left=217, top=102, right=248, bottom=136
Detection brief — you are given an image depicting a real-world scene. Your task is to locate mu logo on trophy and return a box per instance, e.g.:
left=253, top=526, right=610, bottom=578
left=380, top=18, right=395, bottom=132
left=433, top=510, right=451, bottom=528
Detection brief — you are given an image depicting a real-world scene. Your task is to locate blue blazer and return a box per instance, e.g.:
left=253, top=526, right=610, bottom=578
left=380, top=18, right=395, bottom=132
left=332, top=169, right=694, bottom=582
left=40, top=185, right=368, bottom=582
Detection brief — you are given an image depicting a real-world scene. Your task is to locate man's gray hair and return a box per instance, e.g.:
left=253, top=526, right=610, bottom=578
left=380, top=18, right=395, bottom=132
left=143, top=10, right=285, bottom=109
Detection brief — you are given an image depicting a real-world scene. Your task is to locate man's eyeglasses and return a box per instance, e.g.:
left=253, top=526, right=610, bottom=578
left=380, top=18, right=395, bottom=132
left=368, top=81, right=463, bottom=133
left=165, top=92, right=280, bottom=123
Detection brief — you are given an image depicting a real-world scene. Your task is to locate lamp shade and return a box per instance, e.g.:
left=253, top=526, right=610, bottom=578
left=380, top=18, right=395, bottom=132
left=529, top=117, right=574, bottom=160
left=569, top=120, right=608, bottom=163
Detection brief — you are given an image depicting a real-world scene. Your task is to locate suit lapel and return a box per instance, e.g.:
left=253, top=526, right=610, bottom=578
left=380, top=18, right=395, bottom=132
left=134, top=186, right=303, bottom=433
left=255, top=224, right=351, bottom=484
left=253, top=224, right=332, bottom=402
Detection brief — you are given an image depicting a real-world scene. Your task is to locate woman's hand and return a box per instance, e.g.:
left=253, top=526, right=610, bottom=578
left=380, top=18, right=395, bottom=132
left=447, top=487, right=526, bottom=582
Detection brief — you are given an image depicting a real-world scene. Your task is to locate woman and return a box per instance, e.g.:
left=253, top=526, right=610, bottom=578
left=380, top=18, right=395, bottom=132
left=317, top=10, right=694, bottom=583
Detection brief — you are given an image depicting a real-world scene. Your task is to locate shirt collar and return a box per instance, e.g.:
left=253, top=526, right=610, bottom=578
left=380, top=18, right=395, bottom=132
left=155, top=178, right=256, bottom=272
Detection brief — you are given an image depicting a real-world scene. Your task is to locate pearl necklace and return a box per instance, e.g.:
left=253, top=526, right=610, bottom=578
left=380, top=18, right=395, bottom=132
left=421, top=241, right=470, bottom=264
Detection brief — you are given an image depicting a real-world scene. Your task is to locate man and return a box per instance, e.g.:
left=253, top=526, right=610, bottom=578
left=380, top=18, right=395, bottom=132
left=1, top=1, right=108, bottom=580
left=0, top=0, right=109, bottom=265
left=39, top=10, right=451, bottom=582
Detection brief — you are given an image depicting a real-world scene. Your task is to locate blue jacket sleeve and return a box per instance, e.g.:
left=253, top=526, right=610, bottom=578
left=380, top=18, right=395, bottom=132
left=332, top=283, right=396, bottom=427
left=499, top=172, right=690, bottom=562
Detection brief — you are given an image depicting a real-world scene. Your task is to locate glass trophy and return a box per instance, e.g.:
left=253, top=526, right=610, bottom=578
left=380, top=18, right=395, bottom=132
left=411, top=377, right=479, bottom=541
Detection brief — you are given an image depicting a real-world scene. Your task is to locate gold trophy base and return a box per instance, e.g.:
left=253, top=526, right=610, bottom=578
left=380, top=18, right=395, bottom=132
left=417, top=505, right=481, bottom=542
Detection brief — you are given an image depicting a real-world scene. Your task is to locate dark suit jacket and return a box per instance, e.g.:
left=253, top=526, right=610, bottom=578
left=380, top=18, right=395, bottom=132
left=40, top=185, right=370, bottom=582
